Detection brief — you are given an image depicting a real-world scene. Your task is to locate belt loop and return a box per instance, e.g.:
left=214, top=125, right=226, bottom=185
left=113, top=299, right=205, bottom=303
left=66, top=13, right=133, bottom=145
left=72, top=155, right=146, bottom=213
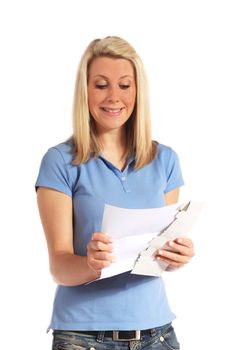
left=96, top=331, right=105, bottom=343
left=150, top=328, right=156, bottom=337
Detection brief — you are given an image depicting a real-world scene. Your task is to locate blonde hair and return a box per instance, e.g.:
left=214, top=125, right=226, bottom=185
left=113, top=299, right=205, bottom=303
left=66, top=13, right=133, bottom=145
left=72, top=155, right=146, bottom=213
left=72, top=36, right=156, bottom=169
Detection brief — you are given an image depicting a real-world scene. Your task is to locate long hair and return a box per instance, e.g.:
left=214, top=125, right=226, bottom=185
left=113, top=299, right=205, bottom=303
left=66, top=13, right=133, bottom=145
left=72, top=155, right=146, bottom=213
left=71, top=36, right=156, bottom=169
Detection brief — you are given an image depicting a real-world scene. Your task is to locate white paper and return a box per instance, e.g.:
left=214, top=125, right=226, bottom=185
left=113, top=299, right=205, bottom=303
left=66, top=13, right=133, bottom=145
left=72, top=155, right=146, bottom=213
left=101, top=202, right=180, bottom=238
left=100, top=232, right=155, bottom=279
left=100, top=202, right=178, bottom=279
left=100, top=201, right=203, bottom=280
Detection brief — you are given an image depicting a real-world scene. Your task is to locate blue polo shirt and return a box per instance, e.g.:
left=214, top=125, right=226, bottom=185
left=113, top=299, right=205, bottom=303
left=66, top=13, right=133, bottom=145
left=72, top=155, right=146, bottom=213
left=35, top=141, right=184, bottom=331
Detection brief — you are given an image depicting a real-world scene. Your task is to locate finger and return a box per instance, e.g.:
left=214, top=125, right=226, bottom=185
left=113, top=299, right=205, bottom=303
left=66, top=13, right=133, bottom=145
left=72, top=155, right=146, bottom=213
left=92, top=251, right=116, bottom=262
left=164, top=260, right=184, bottom=269
left=88, top=256, right=112, bottom=271
left=156, top=254, right=184, bottom=268
left=89, top=240, right=113, bottom=252
left=166, top=241, right=194, bottom=257
left=174, top=237, right=194, bottom=249
left=156, top=249, right=190, bottom=264
left=92, top=232, right=113, bottom=243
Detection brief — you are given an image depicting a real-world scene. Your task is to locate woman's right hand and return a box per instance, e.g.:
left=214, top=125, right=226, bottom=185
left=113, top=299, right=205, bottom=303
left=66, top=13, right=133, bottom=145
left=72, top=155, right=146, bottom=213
left=87, top=232, right=115, bottom=272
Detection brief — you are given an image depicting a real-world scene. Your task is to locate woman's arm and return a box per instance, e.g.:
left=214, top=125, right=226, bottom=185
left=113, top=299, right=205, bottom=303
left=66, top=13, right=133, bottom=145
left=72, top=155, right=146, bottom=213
left=37, top=187, right=112, bottom=286
left=164, top=187, right=180, bottom=205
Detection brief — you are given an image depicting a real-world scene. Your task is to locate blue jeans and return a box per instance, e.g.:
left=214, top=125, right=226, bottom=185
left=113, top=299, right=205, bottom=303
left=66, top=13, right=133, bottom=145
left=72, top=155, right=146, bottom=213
left=52, top=323, right=180, bottom=349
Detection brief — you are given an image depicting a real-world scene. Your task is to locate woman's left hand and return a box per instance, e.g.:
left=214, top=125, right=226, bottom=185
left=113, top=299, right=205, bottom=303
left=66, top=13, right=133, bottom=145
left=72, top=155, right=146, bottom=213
left=156, top=237, right=195, bottom=270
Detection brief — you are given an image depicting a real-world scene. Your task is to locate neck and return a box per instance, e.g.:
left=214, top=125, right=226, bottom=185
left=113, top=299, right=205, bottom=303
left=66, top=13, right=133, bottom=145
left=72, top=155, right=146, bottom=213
left=98, top=128, right=128, bottom=171
left=99, top=128, right=126, bottom=153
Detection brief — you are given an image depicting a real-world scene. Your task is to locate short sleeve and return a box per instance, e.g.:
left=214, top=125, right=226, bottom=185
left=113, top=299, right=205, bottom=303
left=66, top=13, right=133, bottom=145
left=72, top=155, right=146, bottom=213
left=164, top=148, right=184, bottom=193
left=35, top=147, right=72, bottom=197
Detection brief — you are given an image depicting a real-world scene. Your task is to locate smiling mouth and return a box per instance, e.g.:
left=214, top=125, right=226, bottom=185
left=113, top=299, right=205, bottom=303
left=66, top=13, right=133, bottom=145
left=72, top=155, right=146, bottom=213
left=101, top=107, right=124, bottom=112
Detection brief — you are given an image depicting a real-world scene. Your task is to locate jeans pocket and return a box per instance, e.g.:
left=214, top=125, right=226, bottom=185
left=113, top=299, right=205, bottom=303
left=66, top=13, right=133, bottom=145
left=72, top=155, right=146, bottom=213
left=53, top=341, right=87, bottom=350
left=52, top=335, right=88, bottom=350
left=159, top=325, right=180, bottom=350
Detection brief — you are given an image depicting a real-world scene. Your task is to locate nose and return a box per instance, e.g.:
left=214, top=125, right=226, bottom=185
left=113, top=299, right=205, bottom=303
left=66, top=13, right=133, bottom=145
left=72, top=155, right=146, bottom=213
left=107, top=86, right=120, bottom=103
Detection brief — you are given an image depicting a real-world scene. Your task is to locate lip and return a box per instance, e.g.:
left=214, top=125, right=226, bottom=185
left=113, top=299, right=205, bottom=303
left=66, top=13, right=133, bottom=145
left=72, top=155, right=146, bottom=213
left=100, top=107, right=124, bottom=116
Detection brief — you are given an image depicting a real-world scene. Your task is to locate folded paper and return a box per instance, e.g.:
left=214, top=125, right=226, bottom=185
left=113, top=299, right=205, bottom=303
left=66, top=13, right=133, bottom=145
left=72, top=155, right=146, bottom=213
left=99, top=201, right=203, bottom=280
left=132, top=201, right=204, bottom=276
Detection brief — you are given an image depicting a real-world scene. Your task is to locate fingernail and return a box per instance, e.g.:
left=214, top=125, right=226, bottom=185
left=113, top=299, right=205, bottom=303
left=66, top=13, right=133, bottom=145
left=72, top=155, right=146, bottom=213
left=169, top=241, right=174, bottom=247
left=158, top=250, right=163, bottom=255
left=156, top=256, right=161, bottom=260
left=177, top=238, right=183, bottom=244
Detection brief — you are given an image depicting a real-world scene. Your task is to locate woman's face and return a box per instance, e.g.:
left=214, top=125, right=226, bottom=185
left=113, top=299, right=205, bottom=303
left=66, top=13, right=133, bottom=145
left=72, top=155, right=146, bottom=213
left=87, top=56, right=136, bottom=135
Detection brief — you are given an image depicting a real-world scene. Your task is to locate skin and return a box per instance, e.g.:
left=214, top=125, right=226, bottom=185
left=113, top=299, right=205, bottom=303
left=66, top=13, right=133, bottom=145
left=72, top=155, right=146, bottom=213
left=88, top=56, right=136, bottom=135
left=37, top=57, right=194, bottom=286
left=87, top=56, right=137, bottom=170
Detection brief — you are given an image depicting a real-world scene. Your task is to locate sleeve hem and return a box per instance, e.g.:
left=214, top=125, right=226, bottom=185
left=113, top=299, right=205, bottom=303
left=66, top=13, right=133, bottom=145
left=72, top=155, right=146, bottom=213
left=35, top=183, right=72, bottom=198
left=164, top=181, right=184, bottom=194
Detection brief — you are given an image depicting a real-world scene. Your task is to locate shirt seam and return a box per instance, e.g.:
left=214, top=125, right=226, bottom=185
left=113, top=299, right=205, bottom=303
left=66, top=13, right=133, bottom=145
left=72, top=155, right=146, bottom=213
left=52, top=146, right=73, bottom=195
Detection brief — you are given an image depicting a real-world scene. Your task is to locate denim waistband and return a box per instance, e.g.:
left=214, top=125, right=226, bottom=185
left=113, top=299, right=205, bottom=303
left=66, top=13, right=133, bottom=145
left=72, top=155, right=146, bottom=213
left=53, top=322, right=172, bottom=342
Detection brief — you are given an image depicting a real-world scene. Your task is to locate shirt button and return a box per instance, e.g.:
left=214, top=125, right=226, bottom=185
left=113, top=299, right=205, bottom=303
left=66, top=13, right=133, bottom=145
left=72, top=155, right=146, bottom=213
left=160, top=336, right=164, bottom=342
left=121, top=176, right=126, bottom=181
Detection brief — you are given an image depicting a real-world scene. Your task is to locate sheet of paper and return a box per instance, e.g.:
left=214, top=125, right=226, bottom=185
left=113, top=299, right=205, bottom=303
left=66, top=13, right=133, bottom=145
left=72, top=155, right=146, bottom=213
left=100, top=201, right=203, bottom=280
left=101, top=202, right=180, bottom=238
left=100, top=233, right=155, bottom=279
left=132, top=202, right=204, bottom=276
left=100, top=203, right=180, bottom=280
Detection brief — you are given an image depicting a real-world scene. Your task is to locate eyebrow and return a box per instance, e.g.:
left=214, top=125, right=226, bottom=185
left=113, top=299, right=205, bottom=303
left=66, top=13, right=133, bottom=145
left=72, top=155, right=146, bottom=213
left=93, top=74, right=134, bottom=79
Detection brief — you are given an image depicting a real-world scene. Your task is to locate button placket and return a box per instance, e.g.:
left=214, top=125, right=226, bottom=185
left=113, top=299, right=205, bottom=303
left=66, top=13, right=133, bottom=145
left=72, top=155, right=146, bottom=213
left=111, top=168, right=130, bottom=193
left=120, top=175, right=130, bottom=193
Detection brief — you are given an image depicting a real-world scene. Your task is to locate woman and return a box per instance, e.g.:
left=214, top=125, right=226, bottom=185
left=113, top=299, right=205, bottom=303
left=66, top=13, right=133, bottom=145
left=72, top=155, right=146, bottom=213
left=36, top=36, right=194, bottom=350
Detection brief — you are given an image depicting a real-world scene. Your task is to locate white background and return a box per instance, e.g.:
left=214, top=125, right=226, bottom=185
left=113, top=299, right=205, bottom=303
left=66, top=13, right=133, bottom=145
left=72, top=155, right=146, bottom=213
left=0, top=1, right=233, bottom=349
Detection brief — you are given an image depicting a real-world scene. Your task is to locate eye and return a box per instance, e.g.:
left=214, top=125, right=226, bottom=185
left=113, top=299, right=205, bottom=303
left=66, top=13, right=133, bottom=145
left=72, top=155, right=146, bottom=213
left=119, top=84, right=130, bottom=90
left=95, top=84, right=107, bottom=89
